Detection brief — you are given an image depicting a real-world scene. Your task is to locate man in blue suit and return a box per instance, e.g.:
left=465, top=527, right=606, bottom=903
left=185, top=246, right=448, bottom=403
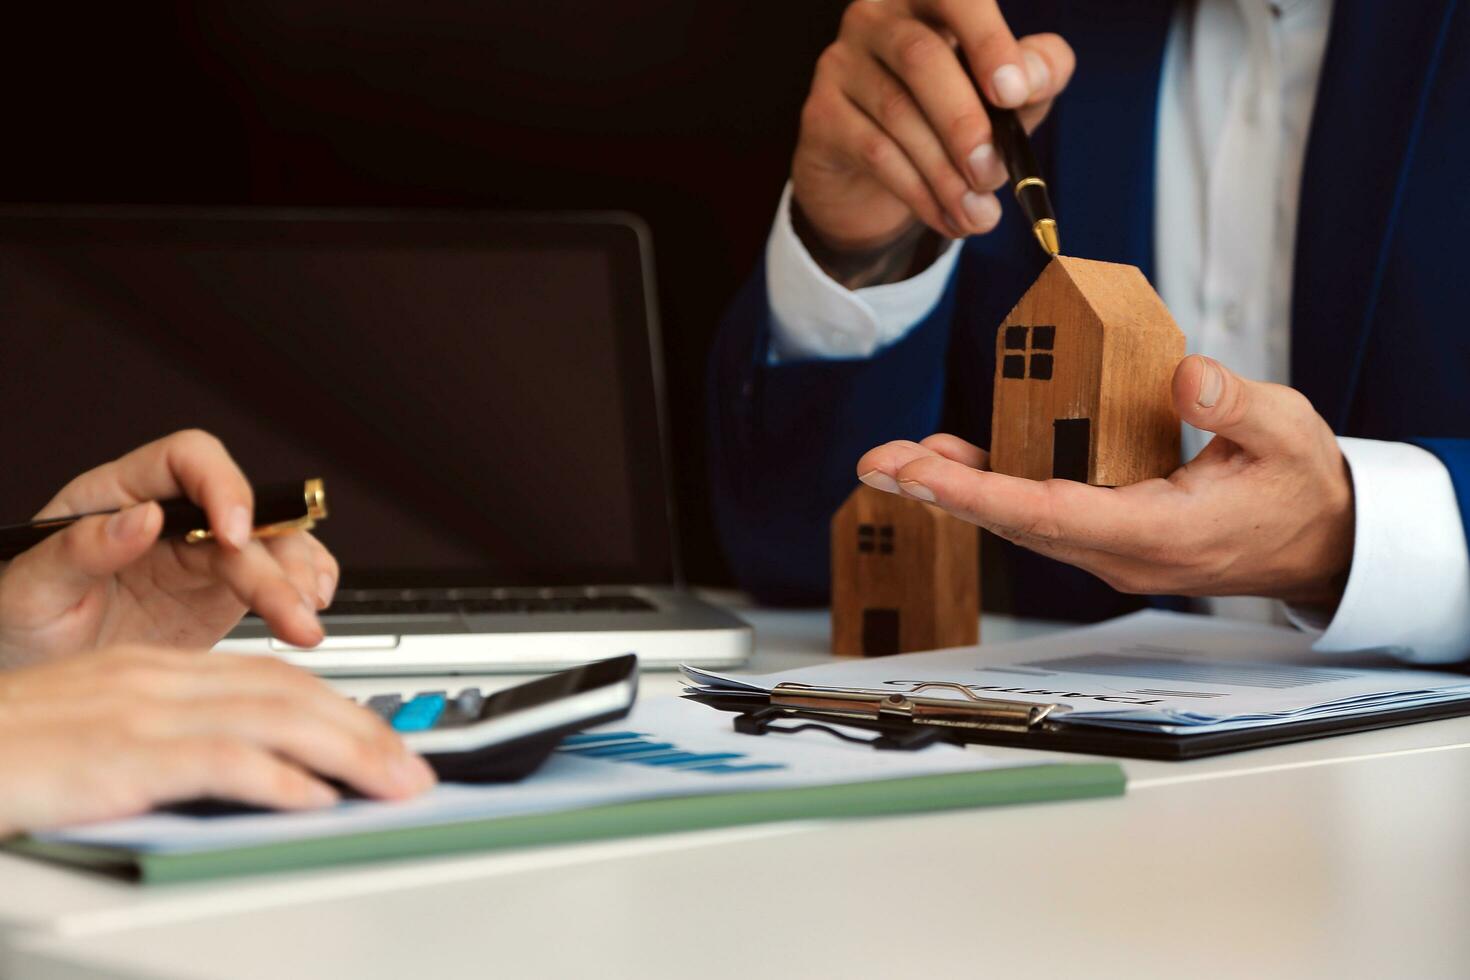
left=709, top=0, right=1470, bottom=661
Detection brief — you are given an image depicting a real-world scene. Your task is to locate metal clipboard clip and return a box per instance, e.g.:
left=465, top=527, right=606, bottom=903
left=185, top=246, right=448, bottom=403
left=731, top=682, right=1069, bottom=751
left=770, top=681, right=1068, bottom=732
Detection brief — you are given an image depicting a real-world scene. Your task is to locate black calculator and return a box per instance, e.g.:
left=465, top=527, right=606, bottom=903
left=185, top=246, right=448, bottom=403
left=161, top=655, right=639, bottom=817
left=358, top=654, right=640, bottom=782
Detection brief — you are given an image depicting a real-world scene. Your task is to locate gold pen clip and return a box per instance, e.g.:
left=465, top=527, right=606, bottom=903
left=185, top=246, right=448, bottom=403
left=184, top=478, right=329, bottom=544
left=769, top=682, right=1065, bottom=733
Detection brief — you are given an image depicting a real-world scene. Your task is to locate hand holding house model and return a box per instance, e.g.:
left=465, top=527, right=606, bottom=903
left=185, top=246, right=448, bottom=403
left=830, top=256, right=1185, bottom=657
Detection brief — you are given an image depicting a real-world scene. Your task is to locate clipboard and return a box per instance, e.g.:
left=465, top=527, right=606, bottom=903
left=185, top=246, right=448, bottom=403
left=685, top=681, right=1470, bottom=761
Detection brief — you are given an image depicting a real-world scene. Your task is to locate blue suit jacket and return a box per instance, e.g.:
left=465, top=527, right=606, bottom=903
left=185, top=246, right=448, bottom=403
left=709, top=0, right=1470, bottom=616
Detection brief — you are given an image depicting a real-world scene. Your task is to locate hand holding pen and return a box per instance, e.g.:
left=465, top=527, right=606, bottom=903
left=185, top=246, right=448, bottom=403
left=786, top=0, right=1074, bottom=285
left=0, top=431, right=336, bottom=667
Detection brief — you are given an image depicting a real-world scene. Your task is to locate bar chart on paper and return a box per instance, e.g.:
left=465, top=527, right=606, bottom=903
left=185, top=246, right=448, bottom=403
left=558, top=732, right=787, bottom=773
left=19, top=697, right=1120, bottom=883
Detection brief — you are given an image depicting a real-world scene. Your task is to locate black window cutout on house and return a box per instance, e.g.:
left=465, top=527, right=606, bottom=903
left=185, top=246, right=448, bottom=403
left=859, top=524, right=894, bottom=555
left=1002, top=326, right=1055, bottom=382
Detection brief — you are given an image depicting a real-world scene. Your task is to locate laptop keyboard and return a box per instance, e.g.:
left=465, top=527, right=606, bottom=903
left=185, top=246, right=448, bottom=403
left=322, top=594, right=656, bottom=617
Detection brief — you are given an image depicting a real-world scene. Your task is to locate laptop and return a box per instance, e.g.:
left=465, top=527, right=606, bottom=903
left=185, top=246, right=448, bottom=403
left=0, top=208, right=752, bottom=674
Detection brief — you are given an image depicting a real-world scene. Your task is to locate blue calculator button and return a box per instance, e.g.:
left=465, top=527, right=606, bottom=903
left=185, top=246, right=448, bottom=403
left=391, top=693, right=446, bottom=732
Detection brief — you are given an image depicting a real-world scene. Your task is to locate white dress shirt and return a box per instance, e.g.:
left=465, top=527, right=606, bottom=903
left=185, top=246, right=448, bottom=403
left=762, top=0, right=1470, bottom=662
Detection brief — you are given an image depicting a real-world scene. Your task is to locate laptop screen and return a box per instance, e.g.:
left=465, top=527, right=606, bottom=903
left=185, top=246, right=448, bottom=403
left=0, top=212, right=675, bottom=588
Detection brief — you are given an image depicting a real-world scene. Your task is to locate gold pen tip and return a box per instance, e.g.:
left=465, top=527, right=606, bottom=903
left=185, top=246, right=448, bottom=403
left=1033, top=218, right=1060, bottom=257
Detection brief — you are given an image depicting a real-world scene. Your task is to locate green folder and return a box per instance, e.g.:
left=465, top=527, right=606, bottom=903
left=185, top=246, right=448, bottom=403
left=7, top=763, right=1123, bottom=885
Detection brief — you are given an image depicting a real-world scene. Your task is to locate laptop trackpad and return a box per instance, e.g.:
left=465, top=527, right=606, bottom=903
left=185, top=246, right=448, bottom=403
left=270, top=634, right=401, bottom=652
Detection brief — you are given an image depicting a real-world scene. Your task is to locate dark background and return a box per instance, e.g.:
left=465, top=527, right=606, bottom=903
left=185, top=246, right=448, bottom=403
left=0, top=1, right=850, bottom=587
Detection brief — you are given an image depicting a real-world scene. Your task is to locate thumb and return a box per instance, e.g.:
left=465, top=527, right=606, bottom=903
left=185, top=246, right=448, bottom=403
left=5, top=503, right=163, bottom=608
left=1172, top=355, right=1312, bottom=458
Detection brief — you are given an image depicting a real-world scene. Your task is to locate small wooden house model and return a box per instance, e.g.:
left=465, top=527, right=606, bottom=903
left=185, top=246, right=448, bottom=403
left=990, top=256, right=1185, bottom=486
left=830, top=486, right=978, bottom=657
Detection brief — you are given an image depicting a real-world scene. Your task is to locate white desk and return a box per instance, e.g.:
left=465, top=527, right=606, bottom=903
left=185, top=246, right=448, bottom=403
left=5, top=607, right=1470, bottom=979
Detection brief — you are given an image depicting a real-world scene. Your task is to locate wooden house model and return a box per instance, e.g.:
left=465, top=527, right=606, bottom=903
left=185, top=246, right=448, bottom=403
left=830, top=486, right=978, bottom=657
left=990, top=256, right=1185, bottom=486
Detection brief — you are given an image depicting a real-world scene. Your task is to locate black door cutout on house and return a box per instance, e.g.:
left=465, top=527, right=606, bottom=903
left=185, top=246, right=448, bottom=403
left=1052, top=418, right=1091, bottom=482
left=861, top=608, right=900, bottom=657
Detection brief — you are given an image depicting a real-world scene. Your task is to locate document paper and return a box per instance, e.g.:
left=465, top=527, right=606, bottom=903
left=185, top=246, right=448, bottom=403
left=37, top=695, right=1041, bottom=855
left=684, top=611, right=1470, bottom=737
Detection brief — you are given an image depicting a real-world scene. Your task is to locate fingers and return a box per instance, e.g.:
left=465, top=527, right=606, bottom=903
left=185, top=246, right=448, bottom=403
left=264, top=533, right=339, bottom=610
left=860, top=442, right=1177, bottom=555
left=832, top=41, right=1000, bottom=234
left=832, top=1, right=1070, bottom=233
left=909, top=0, right=1029, bottom=107
left=0, top=504, right=162, bottom=617
left=1172, top=356, right=1322, bottom=460
left=112, top=651, right=435, bottom=801
left=814, top=92, right=958, bottom=237
left=207, top=539, right=324, bottom=647
left=163, top=654, right=437, bottom=802
left=166, top=528, right=335, bottom=645
left=797, top=1, right=1074, bottom=249
left=855, top=13, right=999, bottom=192
left=0, top=647, right=437, bottom=829
left=1015, top=33, right=1077, bottom=131
left=77, top=648, right=387, bottom=750
left=857, top=439, right=940, bottom=493
left=855, top=434, right=988, bottom=487
left=170, top=695, right=434, bottom=801
left=137, top=736, right=342, bottom=811
left=905, top=455, right=1151, bottom=552
left=38, top=430, right=255, bottom=552
left=192, top=655, right=394, bottom=751
left=919, top=433, right=990, bottom=469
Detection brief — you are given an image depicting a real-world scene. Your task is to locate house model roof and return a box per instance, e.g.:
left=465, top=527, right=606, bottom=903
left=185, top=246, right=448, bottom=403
left=1038, top=255, right=1179, bottom=336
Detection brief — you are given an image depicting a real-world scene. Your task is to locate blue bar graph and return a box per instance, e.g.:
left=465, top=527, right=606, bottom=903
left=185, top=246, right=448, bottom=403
left=637, top=752, right=745, bottom=767
left=571, top=742, right=677, bottom=758
left=561, top=731, right=646, bottom=746
left=558, top=733, right=785, bottom=775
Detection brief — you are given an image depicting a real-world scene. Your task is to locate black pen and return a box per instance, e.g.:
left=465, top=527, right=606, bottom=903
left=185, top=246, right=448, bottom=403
left=0, top=478, right=328, bottom=561
left=958, top=54, right=1061, bottom=257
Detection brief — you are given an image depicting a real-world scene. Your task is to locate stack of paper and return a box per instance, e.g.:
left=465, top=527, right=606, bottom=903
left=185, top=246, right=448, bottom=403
left=684, top=611, right=1470, bottom=738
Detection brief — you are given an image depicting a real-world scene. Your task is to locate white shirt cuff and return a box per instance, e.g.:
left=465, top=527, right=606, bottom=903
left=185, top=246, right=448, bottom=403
left=1293, top=438, right=1470, bottom=663
left=764, top=183, right=963, bottom=363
